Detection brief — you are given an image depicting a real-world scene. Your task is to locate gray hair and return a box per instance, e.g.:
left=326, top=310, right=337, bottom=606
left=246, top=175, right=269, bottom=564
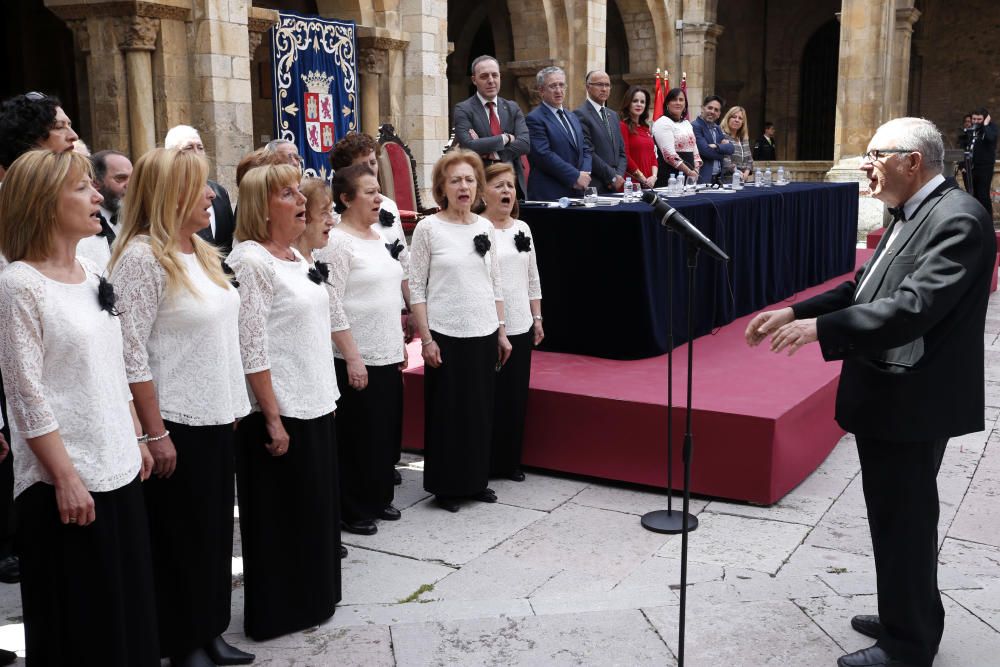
left=876, top=117, right=945, bottom=176
left=470, top=55, right=499, bottom=76
left=164, top=124, right=201, bottom=150
left=264, top=139, right=293, bottom=152
left=536, top=66, right=565, bottom=89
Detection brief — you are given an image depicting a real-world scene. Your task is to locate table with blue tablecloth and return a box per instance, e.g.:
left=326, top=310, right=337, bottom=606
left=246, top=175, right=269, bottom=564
left=519, top=182, right=859, bottom=359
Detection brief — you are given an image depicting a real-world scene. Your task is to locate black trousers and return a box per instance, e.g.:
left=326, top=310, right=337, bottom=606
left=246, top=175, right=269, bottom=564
left=490, top=330, right=532, bottom=477
left=971, top=163, right=994, bottom=218
left=856, top=436, right=948, bottom=667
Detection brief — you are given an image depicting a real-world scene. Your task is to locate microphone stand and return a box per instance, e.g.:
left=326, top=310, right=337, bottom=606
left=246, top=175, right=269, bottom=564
left=641, top=226, right=698, bottom=535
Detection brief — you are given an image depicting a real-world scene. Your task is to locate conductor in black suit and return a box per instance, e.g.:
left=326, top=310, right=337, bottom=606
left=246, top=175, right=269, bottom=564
left=164, top=124, right=237, bottom=254
left=453, top=55, right=530, bottom=196
left=573, top=70, right=627, bottom=193
left=746, top=117, right=995, bottom=667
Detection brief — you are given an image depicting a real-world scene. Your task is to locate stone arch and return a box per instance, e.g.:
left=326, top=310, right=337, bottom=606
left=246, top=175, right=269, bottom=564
left=446, top=1, right=515, bottom=115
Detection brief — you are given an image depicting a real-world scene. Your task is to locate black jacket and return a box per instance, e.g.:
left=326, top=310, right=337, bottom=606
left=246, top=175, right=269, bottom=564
left=792, top=181, right=995, bottom=442
left=198, top=180, right=236, bottom=254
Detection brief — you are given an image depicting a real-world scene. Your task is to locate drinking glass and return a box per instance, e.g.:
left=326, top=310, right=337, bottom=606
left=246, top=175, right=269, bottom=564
left=584, top=187, right=598, bottom=206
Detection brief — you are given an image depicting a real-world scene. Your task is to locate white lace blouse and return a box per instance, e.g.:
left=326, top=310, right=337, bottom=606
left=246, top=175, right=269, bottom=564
left=0, top=258, right=140, bottom=498
left=110, top=238, right=251, bottom=426
left=377, top=196, right=410, bottom=280
left=493, top=221, right=542, bottom=336
left=316, top=228, right=405, bottom=367
left=409, top=214, right=504, bottom=338
left=226, top=241, right=339, bottom=419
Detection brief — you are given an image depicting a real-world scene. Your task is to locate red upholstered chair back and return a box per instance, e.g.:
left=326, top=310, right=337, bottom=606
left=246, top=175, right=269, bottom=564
left=382, top=142, right=417, bottom=212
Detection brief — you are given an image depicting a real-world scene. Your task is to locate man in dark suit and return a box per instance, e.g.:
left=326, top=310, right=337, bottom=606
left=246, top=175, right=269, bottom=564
left=753, top=121, right=777, bottom=161
left=692, top=95, right=734, bottom=185
left=164, top=124, right=237, bottom=254
left=573, top=70, right=627, bottom=194
left=746, top=117, right=995, bottom=667
left=453, top=55, right=530, bottom=196
left=968, top=107, right=997, bottom=217
left=525, top=66, right=591, bottom=201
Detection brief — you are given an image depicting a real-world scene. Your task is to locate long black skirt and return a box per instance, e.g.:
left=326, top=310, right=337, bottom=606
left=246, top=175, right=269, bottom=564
left=335, top=359, right=401, bottom=521
left=144, top=421, right=235, bottom=657
left=491, top=330, right=533, bottom=477
left=423, top=330, right=497, bottom=497
left=235, top=411, right=340, bottom=641
left=655, top=150, right=696, bottom=186
left=17, top=476, right=159, bottom=666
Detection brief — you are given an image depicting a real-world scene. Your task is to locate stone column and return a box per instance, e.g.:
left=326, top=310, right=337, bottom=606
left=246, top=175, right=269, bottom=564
left=359, top=46, right=385, bottom=137
left=831, top=0, right=895, bottom=164
left=357, top=28, right=407, bottom=138
left=400, top=0, right=449, bottom=201
left=565, top=0, right=607, bottom=109
left=679, top=22, right=724, bottom=116
left=65, top=19, right=93, bottom=145
left=506, top=59, right=563, bottom=110
left=190, top=0, right=255, bottom=194
left=889, top=5, right=921, bottom=120
left=119, top=16, right=159, bottom=158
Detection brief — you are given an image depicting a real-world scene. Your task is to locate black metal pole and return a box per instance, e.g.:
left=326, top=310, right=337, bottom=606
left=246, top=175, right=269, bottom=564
left=677, top=242, right=699, bottom=667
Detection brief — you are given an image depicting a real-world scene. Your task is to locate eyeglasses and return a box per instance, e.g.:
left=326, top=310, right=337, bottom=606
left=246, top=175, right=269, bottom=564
left=24, top=91, right=47, bottom=101
left=587, top=82, right=611, bottom=89
left=862, top=149, right=913, bottom=163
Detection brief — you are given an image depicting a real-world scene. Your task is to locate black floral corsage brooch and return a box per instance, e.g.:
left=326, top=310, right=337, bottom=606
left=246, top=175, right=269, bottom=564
left=513, top=230, right=532, bottom=253
left=379, top=208, right=396, bottom=227
left=385, top=238, right=404, bottom=260
left=473, top=233, right=491, bottom=257
left=97, top=276, right=120, bottom=316
left=222, top=261, right=240, bottom=288
left=307, top=260, right=331, bottom=285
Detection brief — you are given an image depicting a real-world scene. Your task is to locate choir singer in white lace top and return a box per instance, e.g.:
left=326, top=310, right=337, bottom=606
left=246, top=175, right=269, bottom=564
left=409, top=149, right=512, bottom=513
left=227, top=163, right=341, bottom=641
left=0, top=149, right=158, bottom=666
left=316, top=164, right=406, bottom=537
left=108, top=148, right=255, bottom=667
left=475, top=163, right=543, bottom=483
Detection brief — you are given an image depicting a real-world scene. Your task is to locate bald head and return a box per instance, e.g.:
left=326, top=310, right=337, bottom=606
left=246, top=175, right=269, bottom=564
left=585, top=70, right=612, bottom=105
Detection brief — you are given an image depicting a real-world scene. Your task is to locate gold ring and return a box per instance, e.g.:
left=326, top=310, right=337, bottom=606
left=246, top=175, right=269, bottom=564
left=68, top=517, right=77, bottom=523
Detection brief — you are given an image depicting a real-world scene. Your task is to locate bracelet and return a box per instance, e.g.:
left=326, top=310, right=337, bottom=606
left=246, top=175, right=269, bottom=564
left=421, top=338, right=435, bottom=347
left=137, top=434, right=148, bottom=443
left=498, top=320, right=506, bottom=326
left=145, top=430, right=170, bottom=443
left=533, top=315, right=544, bottom=321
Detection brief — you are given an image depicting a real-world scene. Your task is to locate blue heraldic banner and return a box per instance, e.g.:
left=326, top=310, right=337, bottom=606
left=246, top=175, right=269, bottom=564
left=271, top=12, right=358, bottom=181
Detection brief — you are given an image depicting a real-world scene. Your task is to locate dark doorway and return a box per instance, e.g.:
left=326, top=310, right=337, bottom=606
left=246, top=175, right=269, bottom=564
left=797, top=19, right=839, bottom=160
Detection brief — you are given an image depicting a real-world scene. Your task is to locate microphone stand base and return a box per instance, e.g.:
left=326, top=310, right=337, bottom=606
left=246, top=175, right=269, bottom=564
left=640, top=509, right=699, bottom=534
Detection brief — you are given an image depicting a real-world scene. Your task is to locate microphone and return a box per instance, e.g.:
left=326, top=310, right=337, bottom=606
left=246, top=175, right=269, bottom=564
left=640, top=190, right=729, bottom=261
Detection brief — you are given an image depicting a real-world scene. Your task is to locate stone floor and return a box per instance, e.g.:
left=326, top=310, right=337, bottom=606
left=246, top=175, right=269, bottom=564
left=0, top=300, right=998, bottom=665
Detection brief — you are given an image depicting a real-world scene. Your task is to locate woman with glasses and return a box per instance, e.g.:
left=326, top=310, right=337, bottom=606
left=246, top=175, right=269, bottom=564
left=0, top=92, right=79, bottom=172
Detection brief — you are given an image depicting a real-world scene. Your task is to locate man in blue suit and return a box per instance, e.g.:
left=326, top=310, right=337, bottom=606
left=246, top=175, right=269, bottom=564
left=692, top=95, right=734, bottom=184
left=526, top=66, right=592, bottom=200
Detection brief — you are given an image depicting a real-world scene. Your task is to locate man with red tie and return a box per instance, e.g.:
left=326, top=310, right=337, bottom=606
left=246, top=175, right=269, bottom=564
left=452, top=55, right=530, bottom=196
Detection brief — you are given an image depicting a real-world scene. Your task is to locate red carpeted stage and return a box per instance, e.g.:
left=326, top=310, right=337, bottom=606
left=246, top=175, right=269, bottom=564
left=401, top=250, right=876, bottom=505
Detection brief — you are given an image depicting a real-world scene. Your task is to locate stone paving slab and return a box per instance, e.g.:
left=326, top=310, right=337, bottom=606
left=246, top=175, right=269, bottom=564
left=340, top=547, right=455, bottom=605
left=528, top=588, right=679, bottom=616
left=643, top=598, right=843, bottom=666
left=327, top=597, right=535, bottom=628
left=390, top=609, right=676, bottom=666
left=225, top=624, right=395, bottom=666
left=392, top=466, right=433, bottom=510
left=570, top=484, right=709, bottom=517
left=488, top=474, right=589, bottom=512
left=947, top=432, right=1000, bottom=549
left=946, top=579, right=1000, bottom=632
left=613, top=554, right=726, bottom=592
left=681, top=567, right=834, bottom=605
left=655, top=511, right=811, bottom=575
left=345, top=495, right=545, bottom=566
left=937, top=537, right=1000, bottom=585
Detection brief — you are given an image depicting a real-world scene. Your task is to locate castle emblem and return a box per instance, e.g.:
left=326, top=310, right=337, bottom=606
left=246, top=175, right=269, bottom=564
left=302, top=70, right=337, bottom=153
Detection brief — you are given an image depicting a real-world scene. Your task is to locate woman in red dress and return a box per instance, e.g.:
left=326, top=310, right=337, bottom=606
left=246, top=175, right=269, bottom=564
left=617, top=86, right=658, bottom=190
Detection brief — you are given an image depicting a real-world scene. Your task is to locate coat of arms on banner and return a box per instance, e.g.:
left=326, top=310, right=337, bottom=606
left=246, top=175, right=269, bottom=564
left=303, top=70, right=337, bottom=153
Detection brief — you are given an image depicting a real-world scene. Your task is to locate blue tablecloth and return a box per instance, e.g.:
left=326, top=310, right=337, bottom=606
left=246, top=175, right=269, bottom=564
left=519, top=182, right=859, bottom=359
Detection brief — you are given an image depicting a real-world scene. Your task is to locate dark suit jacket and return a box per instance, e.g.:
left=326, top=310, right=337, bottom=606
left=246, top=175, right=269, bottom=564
left=453, top=95, right=530, bottom=194
left=525, top=104, right=592, bottom=201
left=692, top=117, right=734, bottom=184
left=792, top=181, right=995, bottom=442
left=971, top=123, right=997, bottom=166
left=752, top=135, right=776, bottom=161
left=573, top=101, right=627, bottom=193
left=199, top=180, right=235, bottom=254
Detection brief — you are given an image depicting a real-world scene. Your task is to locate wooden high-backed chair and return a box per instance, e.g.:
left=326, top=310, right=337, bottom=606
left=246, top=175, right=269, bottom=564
left=377, top=124, right=438, bottom=231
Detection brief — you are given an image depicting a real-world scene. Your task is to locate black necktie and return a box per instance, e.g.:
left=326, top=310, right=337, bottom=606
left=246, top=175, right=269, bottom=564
left=97, top=213, right=116, bottom=248
left=887, top=206, right=906, bottom=223
left=556, top=109, right=577, bottom=148
left=600, top=107, right=613, bottom=141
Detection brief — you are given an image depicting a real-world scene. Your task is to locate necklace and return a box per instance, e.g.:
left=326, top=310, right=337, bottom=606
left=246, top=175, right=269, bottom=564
left=264, top=240, right=295, bottom=261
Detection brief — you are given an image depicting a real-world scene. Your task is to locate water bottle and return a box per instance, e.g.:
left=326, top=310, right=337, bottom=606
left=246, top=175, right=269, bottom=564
left=754, top=169, right=762, bottom=187
left=764, top=168, right=772, bottom=187
left=732, top=170, right=742, bottom=191
left=624, top=176, right=634, bottom=202
left=777, top=166, right=785, bottom=184
left=667, top=173, right=678, bottom=196
left=558, top=197, right=570, bottom=208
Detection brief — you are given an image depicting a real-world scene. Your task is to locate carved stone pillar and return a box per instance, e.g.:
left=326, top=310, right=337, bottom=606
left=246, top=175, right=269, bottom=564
left=506, top=59, right=564, bottom=110
left=119, top=16, right=159, bottom=157
left=65, top=19, right=93, bottom=146
left=359, top=46, right=386, bottom=136
left=890, top=6, right=921, bottom=120
left=248, top=8, right=278, bottom=59
left=680, top=22, right=724, bottom=116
